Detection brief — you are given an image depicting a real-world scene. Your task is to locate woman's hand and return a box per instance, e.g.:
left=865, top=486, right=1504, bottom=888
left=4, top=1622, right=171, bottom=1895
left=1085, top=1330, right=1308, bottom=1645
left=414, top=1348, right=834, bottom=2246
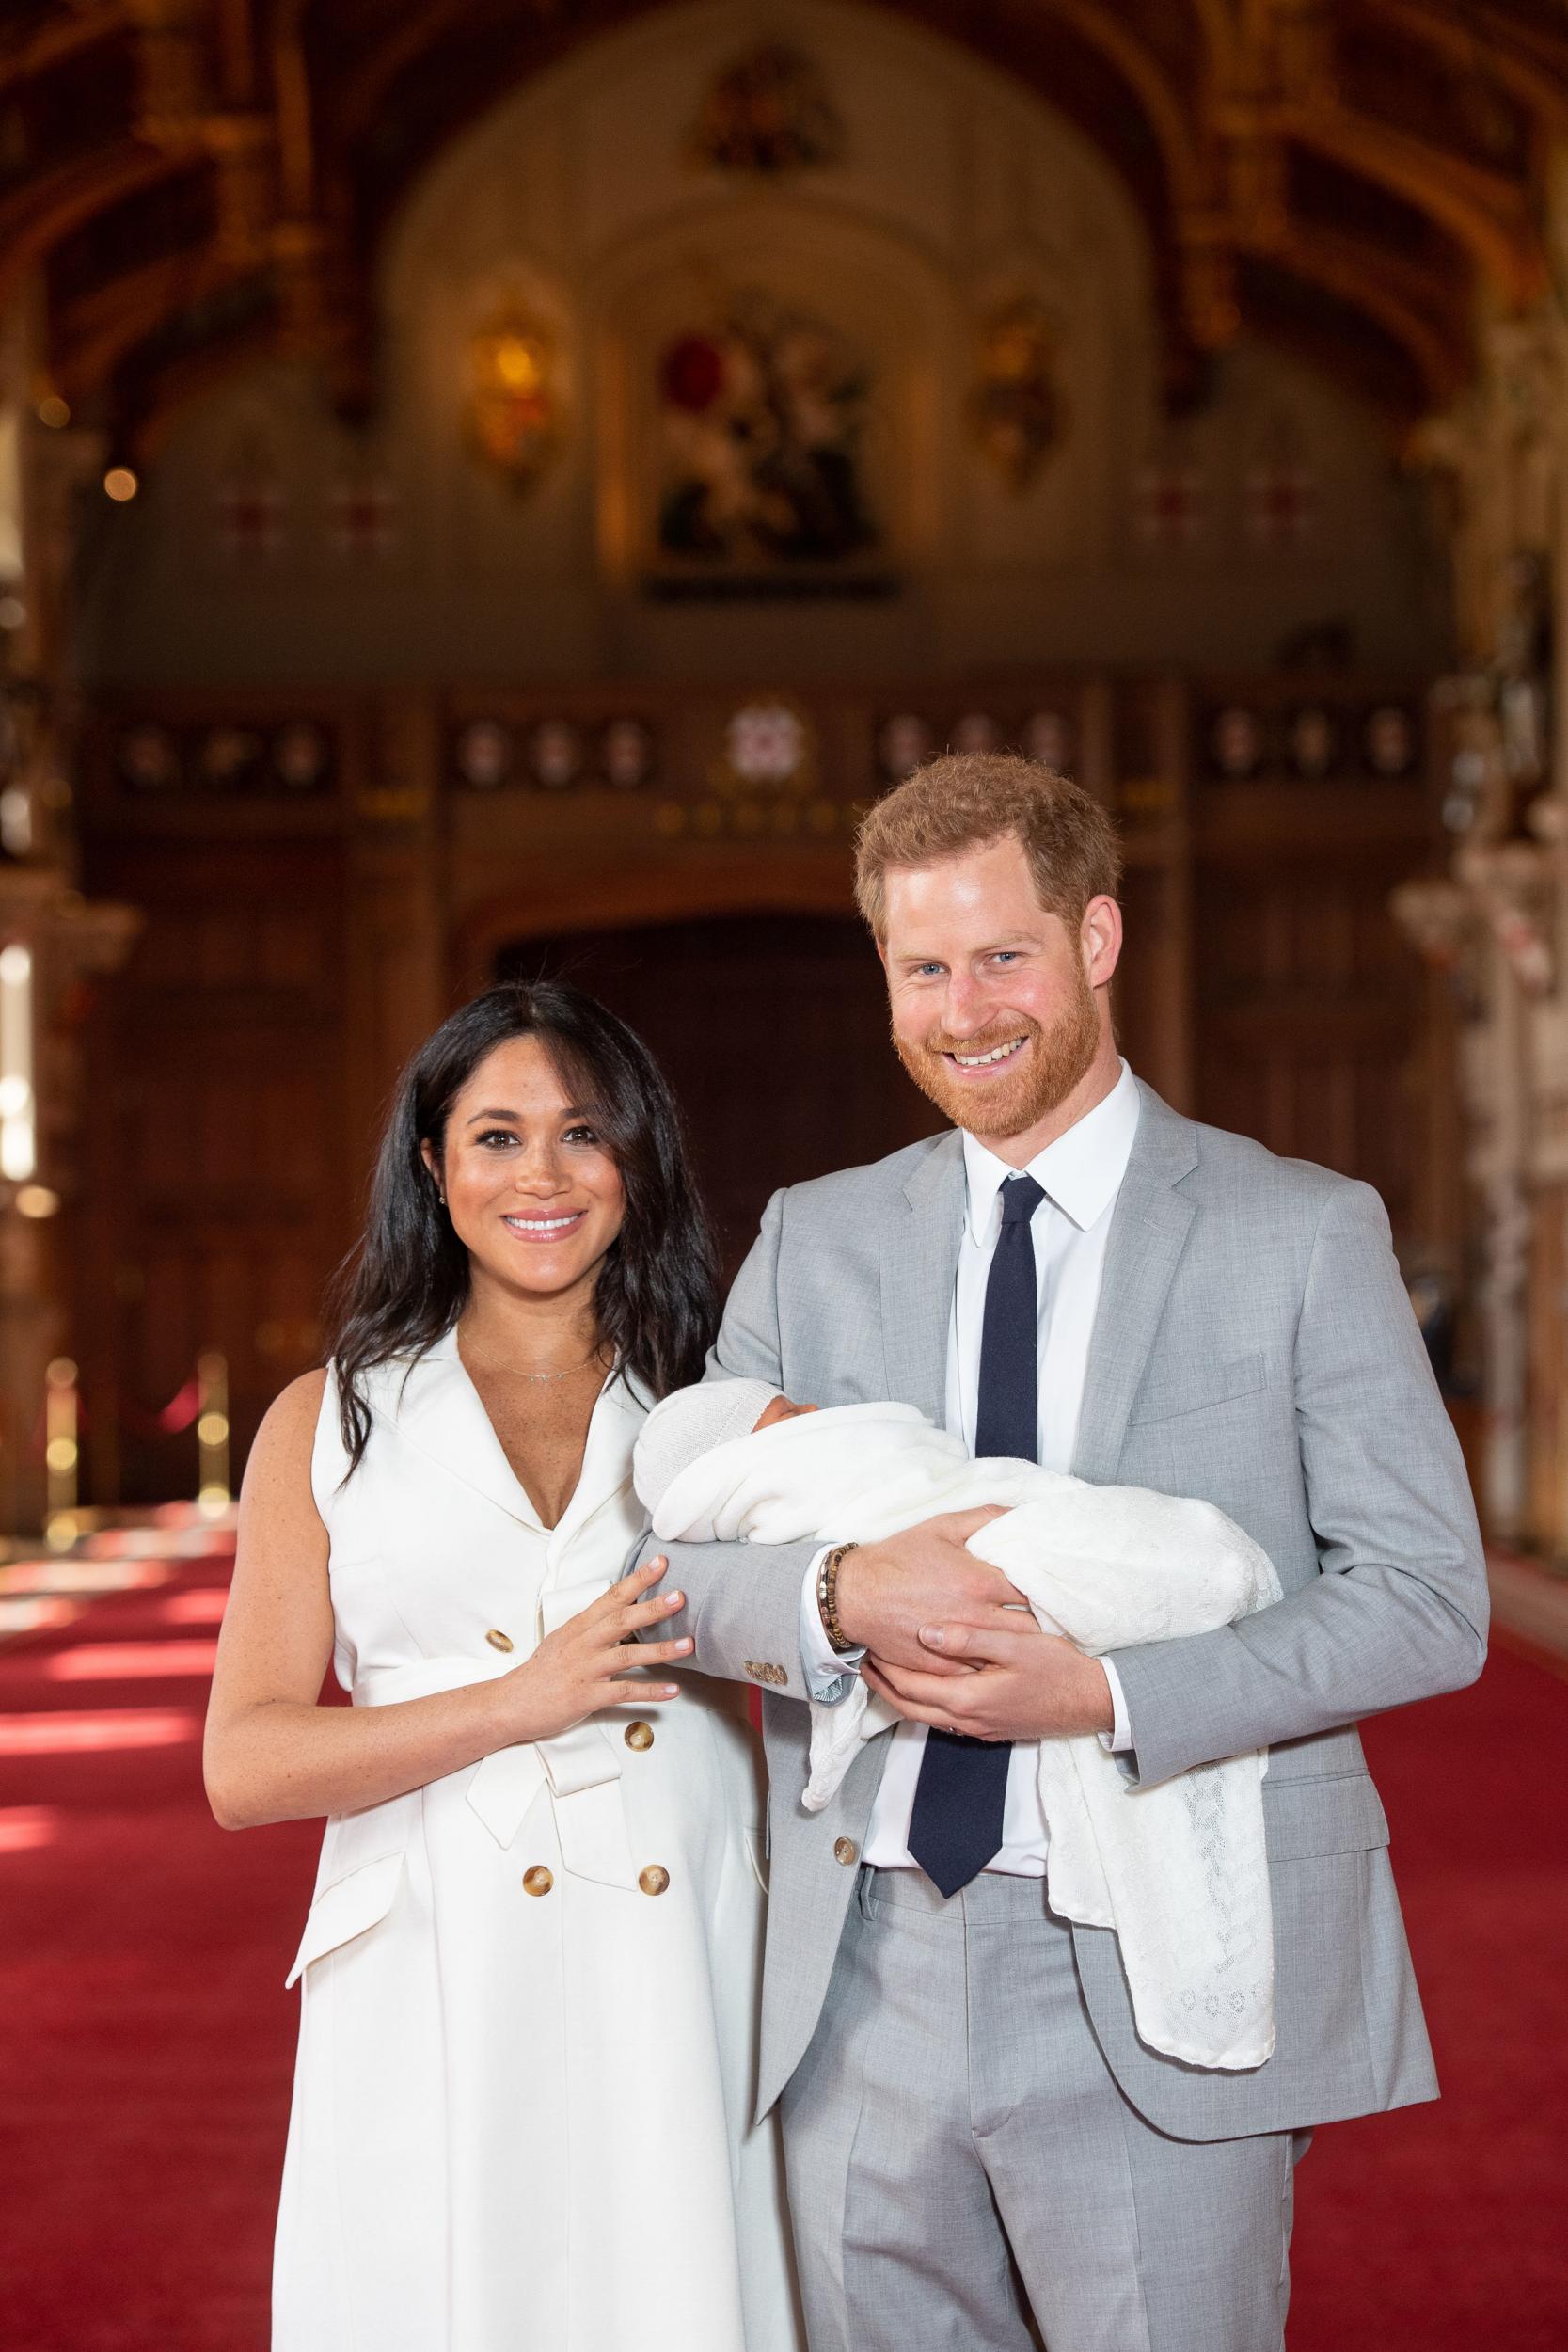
left=490, top=1557, right=691, bottom=1744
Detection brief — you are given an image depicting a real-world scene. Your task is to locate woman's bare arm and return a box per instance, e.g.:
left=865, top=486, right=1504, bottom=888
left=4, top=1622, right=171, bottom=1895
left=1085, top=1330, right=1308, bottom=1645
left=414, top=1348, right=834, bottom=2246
left=203, top=1372, right=690, bottom=1831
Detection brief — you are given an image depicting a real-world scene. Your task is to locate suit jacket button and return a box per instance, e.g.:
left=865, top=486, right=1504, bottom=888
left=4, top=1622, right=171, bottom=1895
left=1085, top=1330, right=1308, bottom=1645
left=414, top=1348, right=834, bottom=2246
left=485, top=1629, right=515, bottom=1653
left=834, top=1838, right=858, bottom=1867
left=522, top=1866, right=553, bottom=1896
left=625, top=1721, right=655, bottom=1751
left=639, top=1865, right=670, bottom=1896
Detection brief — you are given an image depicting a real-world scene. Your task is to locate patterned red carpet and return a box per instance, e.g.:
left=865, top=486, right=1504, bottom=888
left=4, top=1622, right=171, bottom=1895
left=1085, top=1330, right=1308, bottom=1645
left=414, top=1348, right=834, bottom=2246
left=0, top=1535, right=1562, bottom=2350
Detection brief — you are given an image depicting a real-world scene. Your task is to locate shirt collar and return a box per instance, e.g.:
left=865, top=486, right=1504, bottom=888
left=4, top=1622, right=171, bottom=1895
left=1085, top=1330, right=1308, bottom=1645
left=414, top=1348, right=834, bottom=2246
left=960, top=1059, right=1142, bottom=1245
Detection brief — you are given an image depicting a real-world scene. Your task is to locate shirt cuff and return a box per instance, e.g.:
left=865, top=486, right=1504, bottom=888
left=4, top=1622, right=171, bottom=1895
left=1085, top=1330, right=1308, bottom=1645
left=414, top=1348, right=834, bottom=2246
left=1098, top=1656, right=1133, bottom=1754
left=799, top=1546, right=865, bottom=1703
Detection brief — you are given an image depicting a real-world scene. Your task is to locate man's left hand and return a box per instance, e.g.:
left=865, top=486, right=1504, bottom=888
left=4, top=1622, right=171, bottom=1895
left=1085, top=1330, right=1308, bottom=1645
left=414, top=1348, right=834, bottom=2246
left=862, top=1620, right=1114, bottom=1740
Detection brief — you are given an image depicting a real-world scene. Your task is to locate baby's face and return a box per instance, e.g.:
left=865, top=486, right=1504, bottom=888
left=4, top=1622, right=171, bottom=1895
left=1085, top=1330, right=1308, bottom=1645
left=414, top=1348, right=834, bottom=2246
left=753, top=1394, right=820, bottom=1433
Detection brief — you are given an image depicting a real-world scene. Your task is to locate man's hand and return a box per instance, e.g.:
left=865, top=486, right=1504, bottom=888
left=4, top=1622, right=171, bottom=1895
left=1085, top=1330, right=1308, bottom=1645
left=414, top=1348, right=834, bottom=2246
left=834, top=1508, right=1019, bottom=1675
left=863, top=1621, right=1115, bottom=1740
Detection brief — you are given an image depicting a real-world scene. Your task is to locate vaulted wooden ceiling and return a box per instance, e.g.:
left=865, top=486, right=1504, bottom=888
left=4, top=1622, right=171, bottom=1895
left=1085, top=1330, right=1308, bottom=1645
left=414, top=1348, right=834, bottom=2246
left=1, top=0, right=1562, bottom=448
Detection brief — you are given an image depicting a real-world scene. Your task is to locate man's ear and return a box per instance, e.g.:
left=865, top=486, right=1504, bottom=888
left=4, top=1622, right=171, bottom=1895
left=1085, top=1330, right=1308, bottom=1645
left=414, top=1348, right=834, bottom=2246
left=1082, top=895, right=1123, bottom=991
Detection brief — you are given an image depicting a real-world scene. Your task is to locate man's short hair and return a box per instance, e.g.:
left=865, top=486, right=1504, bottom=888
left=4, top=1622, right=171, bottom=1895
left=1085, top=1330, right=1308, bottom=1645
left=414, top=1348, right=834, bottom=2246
left=853, top=753, right=1123, bottom=940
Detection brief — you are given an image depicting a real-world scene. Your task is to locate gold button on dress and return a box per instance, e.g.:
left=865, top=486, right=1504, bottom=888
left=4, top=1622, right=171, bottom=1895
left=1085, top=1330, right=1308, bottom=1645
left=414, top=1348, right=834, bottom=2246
left=485, top=1628, right=514, bottom=1653
left=625, top=1721, right=655, bottom=1751
left=639, top=1865, right=671, bottom=1896
left=523, top=1866, right=554, bottom=1897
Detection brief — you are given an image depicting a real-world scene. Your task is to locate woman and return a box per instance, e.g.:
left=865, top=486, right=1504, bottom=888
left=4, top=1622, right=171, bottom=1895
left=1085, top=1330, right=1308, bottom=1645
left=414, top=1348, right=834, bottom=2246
left=204, top=982, right=800, bottom=2352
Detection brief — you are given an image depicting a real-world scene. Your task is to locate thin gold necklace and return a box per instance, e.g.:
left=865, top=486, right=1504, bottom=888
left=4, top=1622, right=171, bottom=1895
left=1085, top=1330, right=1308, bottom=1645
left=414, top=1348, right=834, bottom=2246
left=460, top=1330, right=604, bottom=1386
left=515, top=1356, right=600, bottom=1386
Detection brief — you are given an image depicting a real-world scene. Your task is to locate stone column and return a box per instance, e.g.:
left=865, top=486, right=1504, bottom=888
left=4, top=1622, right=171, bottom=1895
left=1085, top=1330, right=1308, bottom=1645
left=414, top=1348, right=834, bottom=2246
left=1397, top=184, right=1568, bottom=1552
left=0, top=297, right=139, bottom=1536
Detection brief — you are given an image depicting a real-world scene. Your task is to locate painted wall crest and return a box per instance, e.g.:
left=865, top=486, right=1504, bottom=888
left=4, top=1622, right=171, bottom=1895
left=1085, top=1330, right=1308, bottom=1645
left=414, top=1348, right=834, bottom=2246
left=686, top=44, right=846, bottom=176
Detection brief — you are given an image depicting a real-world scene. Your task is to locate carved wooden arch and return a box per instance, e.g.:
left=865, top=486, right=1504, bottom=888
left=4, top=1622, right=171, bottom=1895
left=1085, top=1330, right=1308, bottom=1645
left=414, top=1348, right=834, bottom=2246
left=7, top=0, right=1567, bottom=450
left=454, top=852, right=862, bottom=999
left=1254, top=226, right=1464, bottom=407
left=317, top=0, right=1212, bottom=239
left=306, top=0, right=1221, bottom=416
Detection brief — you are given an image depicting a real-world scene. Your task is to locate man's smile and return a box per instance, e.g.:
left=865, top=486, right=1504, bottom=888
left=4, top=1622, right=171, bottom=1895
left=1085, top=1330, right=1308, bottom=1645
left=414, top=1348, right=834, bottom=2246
left=944, top=1037, right=1028, bottom=1073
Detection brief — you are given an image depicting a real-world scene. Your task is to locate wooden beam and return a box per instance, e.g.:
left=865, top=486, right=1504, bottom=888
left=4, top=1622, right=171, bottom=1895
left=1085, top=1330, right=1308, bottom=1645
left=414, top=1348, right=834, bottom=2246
left=1281, top=100, right=1544, bottom=302
left=0, top=141, right=184, bottom=312
left=1364, top=0, right=1568, bottom=133
left=0, top=5, right=129, bottom=97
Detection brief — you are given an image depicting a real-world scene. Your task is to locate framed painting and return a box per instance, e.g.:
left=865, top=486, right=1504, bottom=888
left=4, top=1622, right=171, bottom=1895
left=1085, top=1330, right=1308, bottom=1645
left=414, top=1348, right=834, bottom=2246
left=642, top=286, right=895, bottom=600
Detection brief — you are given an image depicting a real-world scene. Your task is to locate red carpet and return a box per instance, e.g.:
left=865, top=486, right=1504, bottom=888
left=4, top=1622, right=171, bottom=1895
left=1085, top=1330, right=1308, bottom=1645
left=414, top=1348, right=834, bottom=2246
left=0, top=1547, right=1562, bottom=2350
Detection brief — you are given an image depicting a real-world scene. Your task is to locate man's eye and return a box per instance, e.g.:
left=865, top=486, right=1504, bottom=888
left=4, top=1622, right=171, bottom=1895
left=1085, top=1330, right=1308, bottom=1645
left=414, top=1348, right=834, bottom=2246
left=991, top=951, right=1021, bottom=965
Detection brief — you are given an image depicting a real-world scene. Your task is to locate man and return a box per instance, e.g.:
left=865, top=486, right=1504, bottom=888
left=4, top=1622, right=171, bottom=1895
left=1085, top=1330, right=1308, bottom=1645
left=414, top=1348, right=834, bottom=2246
left=645, top=755, right=1486, bottom=2352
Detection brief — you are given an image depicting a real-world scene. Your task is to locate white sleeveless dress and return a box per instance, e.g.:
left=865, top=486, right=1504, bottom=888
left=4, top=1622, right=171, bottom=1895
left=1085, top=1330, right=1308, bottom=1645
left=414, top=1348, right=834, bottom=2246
left=273, top=1332, right=800, bottom=2352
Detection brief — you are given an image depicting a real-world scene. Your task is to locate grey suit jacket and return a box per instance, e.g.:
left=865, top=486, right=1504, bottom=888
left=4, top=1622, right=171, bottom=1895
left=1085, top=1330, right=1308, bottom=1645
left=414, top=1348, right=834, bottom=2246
left=644, top=1081, right=1488, bottom=2135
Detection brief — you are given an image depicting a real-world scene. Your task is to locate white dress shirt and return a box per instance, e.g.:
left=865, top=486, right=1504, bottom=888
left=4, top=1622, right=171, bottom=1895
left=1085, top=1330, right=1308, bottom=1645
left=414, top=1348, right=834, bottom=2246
left=800, top=1059, right=1142, bottom=1873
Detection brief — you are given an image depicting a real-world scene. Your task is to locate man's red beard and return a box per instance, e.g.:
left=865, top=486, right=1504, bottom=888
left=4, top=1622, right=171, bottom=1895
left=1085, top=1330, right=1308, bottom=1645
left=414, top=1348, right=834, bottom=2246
left=894, top=964, right=1101, bottom=1140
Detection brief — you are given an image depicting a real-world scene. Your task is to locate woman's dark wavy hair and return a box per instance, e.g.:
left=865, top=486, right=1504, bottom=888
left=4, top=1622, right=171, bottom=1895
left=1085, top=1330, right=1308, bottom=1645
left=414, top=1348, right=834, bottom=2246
left=325, top=980, right=721, bottom=1472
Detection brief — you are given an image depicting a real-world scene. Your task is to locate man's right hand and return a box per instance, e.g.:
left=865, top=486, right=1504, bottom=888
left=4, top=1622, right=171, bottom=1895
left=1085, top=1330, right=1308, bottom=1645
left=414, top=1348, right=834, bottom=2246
left=834, top=1509, right=1020, bottom=1675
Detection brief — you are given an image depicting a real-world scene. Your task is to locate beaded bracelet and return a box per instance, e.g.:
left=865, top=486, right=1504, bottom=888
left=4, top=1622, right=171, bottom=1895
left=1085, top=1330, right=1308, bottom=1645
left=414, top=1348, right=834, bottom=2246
left=816, top=1541, right=860, bottom=1655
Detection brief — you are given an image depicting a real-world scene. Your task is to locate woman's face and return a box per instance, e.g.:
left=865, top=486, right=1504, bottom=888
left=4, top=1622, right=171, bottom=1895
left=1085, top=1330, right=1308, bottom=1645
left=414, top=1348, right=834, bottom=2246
left=424, top=1035, right=626, bottom=1309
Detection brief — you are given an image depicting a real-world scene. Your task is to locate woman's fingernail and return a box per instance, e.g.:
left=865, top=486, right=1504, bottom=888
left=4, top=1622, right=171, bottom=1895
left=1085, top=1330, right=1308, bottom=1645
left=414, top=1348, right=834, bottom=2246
left=669, top=1592, right=684, bottom=1609
left=920, top=1624, right=945, bottom=1648
left=676, top=1637, right=693, bottom=1653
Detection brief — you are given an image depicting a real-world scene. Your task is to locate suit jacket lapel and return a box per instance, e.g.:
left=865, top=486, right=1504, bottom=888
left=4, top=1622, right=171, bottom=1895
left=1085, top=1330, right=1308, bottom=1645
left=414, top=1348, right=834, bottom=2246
left=1073, top=1083, right=1199, bottom=1486
left=879, top=1130, right=965, bottom=1425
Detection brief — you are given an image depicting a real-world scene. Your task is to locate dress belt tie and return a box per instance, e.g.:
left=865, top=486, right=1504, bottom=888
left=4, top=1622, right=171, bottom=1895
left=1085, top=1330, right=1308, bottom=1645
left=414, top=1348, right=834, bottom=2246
left=354, top=1577, right=641, bottom=1891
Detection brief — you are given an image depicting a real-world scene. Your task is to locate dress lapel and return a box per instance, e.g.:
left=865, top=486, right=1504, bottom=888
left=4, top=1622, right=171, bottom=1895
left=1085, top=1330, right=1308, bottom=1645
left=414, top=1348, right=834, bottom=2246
left=879, top=1132, right=965, bottom=1425
left=373, top=1327, right=545, bottom=1530
left=544, top=1371, right=645, bottom=1569
left=1072, top=1082, right=1199, bottom=1486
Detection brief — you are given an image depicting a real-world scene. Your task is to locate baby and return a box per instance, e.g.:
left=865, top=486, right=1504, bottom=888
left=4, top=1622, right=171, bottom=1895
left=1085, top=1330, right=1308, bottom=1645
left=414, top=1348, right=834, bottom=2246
left=633, top=1377, right=1282, bottom=2074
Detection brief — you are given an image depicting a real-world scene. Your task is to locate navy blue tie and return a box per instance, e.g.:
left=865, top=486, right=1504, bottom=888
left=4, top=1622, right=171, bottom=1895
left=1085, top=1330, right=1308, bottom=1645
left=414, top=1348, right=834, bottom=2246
left=907, top=1171, right=1044, bottom=1898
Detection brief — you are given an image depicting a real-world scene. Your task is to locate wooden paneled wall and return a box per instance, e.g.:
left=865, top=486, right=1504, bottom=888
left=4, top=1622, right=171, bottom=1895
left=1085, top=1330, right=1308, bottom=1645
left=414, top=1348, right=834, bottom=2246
left=73, top=672, right=1445, bottom=1502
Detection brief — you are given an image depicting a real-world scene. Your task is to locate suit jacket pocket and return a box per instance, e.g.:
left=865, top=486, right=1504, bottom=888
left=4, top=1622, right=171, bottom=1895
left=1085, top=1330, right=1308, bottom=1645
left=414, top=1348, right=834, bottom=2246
left=1263, top=1772, right=1390, bottom=1861
left=1128, top=1351, right=1265, bottom=1428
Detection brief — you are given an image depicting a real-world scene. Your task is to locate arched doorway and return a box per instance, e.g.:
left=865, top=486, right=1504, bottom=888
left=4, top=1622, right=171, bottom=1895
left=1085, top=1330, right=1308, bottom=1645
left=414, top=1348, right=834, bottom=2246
left=496, top=913, right=941, bottom=1270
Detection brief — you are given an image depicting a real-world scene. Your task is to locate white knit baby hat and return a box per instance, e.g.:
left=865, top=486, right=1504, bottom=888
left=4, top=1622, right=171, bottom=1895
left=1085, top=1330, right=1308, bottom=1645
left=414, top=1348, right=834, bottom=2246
left=632, top=1379, right=782, bottom=1516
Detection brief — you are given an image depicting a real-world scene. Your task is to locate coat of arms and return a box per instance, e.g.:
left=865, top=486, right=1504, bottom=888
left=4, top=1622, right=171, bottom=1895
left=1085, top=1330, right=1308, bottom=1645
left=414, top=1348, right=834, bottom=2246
left=686, top=44, right=846, bottom=176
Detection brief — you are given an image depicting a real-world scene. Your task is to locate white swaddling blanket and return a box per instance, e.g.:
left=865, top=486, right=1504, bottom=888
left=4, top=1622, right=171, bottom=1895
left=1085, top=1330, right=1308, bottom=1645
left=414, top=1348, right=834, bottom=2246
left=646, top=1400, right=1283, bottom=2071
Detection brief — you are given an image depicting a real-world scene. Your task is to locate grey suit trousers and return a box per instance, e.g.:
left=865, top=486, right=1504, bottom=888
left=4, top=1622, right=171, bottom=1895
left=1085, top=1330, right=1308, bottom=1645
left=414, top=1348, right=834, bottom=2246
left=783, top=1868, right=1308, bottom=2352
